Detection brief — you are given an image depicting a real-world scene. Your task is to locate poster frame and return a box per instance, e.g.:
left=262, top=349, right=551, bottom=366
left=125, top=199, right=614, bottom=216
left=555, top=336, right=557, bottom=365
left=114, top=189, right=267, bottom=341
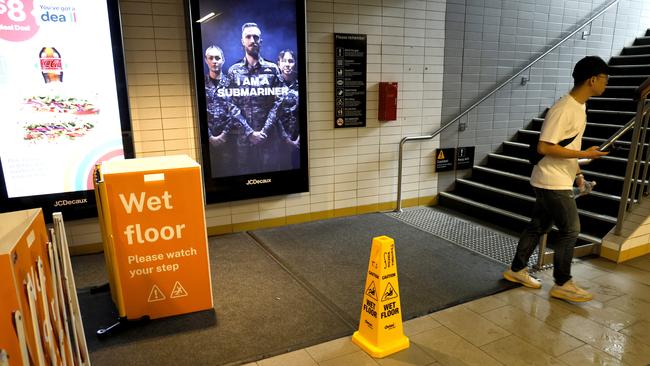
left=0, top=0, right=134, bottom=222
left=187, top=0, right=309, bottom=204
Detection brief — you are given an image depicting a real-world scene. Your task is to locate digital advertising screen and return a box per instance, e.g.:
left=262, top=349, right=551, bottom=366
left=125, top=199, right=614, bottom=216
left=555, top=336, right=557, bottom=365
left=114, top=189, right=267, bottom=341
left=188, top=0, right=308, bottom=203
left=0, top=0, right=133, bottom=220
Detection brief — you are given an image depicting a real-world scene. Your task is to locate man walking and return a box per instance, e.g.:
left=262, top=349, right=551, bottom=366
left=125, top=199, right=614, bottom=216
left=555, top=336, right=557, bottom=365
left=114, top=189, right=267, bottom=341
left=503, top=56, right=610, bottom=302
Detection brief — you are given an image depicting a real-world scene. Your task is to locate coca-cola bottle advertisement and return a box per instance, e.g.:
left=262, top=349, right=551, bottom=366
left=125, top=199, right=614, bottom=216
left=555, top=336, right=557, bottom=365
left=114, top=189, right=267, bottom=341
left=39, top=46, right=63, bottom=83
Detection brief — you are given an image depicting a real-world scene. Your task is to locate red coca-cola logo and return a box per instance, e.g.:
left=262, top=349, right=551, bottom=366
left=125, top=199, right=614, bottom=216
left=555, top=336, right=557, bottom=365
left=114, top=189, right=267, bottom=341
left=0, top=0, right=39, bottom=42
left=40, top=58, right=62, bottom=71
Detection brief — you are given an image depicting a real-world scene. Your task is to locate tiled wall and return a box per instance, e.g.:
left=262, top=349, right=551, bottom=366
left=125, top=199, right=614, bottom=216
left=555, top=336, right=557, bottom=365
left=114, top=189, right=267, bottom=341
left=64, top=0, right=650, bottom=248
left=65, top=0, right=448, bottom=248
left=437, top=0, right=650, bottom=191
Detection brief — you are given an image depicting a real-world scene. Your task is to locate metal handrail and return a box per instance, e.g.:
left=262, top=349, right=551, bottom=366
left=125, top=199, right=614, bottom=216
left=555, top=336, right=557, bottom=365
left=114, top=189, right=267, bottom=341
left=394, top=0, right=620, bottom=211
left=615, top=78, right=650, bottom=234
left=577, top=117, right=636, bottom=165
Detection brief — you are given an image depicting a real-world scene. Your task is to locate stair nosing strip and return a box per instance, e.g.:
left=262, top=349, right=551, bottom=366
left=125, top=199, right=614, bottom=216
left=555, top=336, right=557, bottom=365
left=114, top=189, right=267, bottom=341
left=609, top=74, right=650, bottom=78
left=473, top=165, right=530, bottom=181
left=587, top=109, right=636, bottom=115
left=589, top=97, right=634, bottom=102
left=457, top=178, right=534, bottom=202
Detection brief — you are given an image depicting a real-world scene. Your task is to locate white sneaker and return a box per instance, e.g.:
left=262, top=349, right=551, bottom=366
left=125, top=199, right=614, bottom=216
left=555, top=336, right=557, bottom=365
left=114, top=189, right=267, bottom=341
left=503, top=267, right=542, bottom=289
left=550, top=280, right=593, bottom=302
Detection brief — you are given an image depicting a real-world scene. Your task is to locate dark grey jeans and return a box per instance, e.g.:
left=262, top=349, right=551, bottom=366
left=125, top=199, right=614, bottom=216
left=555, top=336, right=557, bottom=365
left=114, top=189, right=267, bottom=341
left=511, top=188, right=579, bottom=285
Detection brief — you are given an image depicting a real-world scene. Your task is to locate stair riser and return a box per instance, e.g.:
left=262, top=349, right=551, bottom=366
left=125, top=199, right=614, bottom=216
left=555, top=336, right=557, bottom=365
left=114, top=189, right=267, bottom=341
left=577, top=194, right=620, bottom=217
left=515, top=131, right=538, bottom=146
left=634, top=37, right=650, bottom=46
left=610, top=56, right=650, bottom=66
left=529, top=119, right=543, bottom=130
left=587, top=111, right=635, bottom=124
left=584, top=126, right=650, bottom=141
left=487, top=156, right=532, bottom=176
left=471, top=168, right=533, bottom=195
left=607, top=76, right=650, bottom=86
left=601, top=88, right=637, bottom=98
left=587, top=99, right=637, bottom=112
left=439, top=195, right=527, bottom=234
left=501, top=144, right=528, bottom=157
left=611, top=65, right=650, bottom=75
left=621, top=46, right=650, bottom=56
left=584, top=125, right=623, bottom=139
left=583, top=158, right=628, bottom=176
left=455, top=183, right=534, bottom=217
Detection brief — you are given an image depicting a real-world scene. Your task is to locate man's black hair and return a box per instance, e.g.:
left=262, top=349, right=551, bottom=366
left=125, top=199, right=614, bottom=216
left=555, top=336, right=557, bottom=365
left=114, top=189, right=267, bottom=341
left=572, top=56, right=610, bottom=87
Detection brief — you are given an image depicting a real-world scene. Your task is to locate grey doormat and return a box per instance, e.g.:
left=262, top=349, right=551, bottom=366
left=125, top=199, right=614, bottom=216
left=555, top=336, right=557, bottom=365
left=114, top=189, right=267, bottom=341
left=249, top=212, right=518, bottom=326
left=75, top=233, right=352, bottom=366
left=74, top=212, right=518, bottom=366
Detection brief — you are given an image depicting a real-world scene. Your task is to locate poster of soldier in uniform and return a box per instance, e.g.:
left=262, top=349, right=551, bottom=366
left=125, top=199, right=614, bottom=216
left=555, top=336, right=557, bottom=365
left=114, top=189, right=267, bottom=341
left=188, top=0, right=308, bottom=203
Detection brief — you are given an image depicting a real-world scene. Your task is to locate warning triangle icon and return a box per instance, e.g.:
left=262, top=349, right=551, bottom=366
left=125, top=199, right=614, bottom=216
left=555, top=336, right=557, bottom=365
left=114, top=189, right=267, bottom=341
left=381, top=283, right=399, bottom=302
left=148, top=285, right=166, bottom=302
left=365, top=281, right=378, bottom=301
left=437, top=150, right=445, bottom=160
left=170, top=281, right=188, bottom=298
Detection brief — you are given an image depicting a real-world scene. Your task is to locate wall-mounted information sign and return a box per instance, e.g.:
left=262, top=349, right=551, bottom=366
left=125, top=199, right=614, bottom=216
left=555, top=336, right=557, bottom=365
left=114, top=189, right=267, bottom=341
left=456, top=146, right=475, bottom=170
left=435, top=148, right=455, bottom=172
left=334, top=33, right=366, bottom=128
left=0, top=0, right=132, bottom=221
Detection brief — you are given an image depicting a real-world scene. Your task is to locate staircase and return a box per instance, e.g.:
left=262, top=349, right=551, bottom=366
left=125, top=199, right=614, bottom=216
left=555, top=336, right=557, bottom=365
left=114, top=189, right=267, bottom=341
left=438, top=30, right=650, bottom=254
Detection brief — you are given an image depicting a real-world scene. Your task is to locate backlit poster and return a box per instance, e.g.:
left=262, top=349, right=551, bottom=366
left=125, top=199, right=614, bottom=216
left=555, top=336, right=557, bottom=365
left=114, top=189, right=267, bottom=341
left=188, top=0, right=308, bottom=203
left=0, top=0, right=132, bottom=220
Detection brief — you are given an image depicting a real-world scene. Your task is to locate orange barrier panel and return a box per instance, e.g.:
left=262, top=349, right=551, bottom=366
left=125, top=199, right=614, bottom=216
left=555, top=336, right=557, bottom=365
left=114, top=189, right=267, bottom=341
left=0, top=254, right=24, bottom=365
left=0, top=209, right=63, bottom=365
left=96, top=155, right=213, bottom=320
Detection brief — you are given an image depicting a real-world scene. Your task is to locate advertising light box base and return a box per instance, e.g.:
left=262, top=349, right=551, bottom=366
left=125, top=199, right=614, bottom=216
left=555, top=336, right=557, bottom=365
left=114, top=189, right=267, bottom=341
left=95, top=155, right=213, bottom=320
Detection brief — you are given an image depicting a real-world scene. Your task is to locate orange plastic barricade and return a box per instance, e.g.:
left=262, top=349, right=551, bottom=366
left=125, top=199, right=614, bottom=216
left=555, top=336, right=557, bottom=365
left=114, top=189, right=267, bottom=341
left=0, top=208, right=79, bottom=366
left=94, top=155, right=213, bottom=321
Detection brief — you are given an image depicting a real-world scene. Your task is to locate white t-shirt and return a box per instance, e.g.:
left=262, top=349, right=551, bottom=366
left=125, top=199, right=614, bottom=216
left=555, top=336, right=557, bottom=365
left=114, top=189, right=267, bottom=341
left=530, top=94, right=585, bottom=190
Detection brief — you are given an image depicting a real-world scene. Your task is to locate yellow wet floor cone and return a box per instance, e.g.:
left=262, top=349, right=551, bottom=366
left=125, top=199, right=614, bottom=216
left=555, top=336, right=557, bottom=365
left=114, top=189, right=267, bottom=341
left=352, top=235, right=409, bottom=358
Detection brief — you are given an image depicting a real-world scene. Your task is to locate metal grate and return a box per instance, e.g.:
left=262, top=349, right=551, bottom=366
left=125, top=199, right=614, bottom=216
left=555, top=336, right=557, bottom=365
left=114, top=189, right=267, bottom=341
left=386, top=207, right=540, bottom=268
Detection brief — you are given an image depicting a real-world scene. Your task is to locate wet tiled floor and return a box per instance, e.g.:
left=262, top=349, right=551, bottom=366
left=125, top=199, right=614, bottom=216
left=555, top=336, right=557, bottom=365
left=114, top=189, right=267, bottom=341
left=248, top=254, right=650, bottom=366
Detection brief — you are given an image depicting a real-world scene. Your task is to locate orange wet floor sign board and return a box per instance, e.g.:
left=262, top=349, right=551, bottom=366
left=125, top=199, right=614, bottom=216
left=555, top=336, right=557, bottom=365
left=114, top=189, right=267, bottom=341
left=352, top=235, right=409, bottom=358
left=96, top=155, right=213, bottom=320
